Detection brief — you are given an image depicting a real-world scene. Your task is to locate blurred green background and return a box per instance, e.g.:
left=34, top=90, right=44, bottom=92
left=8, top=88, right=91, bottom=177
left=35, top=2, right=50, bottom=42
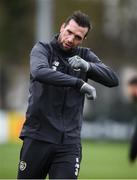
left=0, top=141, right=137, bottom=179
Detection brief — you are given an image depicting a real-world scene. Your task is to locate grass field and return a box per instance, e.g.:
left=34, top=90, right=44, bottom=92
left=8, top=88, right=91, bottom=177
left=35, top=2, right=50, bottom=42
left=0, top=141, right=137, bottom=179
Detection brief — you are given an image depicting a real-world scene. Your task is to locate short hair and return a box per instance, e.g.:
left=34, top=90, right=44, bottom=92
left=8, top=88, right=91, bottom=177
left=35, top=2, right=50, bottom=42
left=128, top=76, right=137, bottom=85
left=64, top=10, right=92, bottom=37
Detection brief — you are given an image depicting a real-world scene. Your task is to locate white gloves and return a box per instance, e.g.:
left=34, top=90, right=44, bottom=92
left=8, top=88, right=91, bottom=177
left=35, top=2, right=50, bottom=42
left=68, top=56, right=96, bottom=100
left=68, top=55, right=90, bottom=72
left=80, top=83, right=96, bottom=100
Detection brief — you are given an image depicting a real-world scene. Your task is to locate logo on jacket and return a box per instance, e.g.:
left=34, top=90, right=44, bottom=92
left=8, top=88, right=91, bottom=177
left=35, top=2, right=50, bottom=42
left=52, top=60, right=59, bottom=71
left=19, top=161, right=27, bottom=171
left=75, top=157, right=80, bottom=176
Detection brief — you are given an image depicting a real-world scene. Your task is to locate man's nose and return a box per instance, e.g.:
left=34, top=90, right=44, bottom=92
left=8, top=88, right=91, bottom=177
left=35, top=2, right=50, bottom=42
left=68, top=35, right=74, bottom=43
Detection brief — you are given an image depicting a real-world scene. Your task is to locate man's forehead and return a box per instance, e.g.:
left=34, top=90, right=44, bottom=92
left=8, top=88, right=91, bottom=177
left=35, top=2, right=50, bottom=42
left=65, top=19, right=88, bottom=37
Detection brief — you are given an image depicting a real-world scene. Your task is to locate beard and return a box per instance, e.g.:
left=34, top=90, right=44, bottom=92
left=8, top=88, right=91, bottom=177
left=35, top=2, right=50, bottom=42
left=58, top=35, right=74, bottom=51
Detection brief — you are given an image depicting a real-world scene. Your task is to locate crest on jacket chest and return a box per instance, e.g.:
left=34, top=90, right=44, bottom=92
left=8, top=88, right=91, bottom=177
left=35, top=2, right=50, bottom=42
left=51, top=60, right=60, bottom=71
left=51, top=55, right=68, bottom=72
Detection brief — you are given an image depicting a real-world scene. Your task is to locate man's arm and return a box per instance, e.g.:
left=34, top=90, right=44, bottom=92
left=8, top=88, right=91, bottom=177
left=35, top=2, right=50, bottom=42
left=68, top=49, right=119, bottom=87
left=87, top=50, right=119, bottom=87
left=30, top=42, right=96, bottom=100
left=30, top=42, right=83, bottom=88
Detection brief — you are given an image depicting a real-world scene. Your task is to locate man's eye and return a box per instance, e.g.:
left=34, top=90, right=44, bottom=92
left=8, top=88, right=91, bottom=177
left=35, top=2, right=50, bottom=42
left=75, top=36, right=82, bottom=41
left=67, top=30, right=72, bottom=34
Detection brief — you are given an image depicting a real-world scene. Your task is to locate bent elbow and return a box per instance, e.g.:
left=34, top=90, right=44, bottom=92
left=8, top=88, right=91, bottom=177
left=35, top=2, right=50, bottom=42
left=31, top=68, right=42, bottom=81
left=31, top=69, right=37, bottom=79
left=108, top=77, right=119, bottom=87
left=31, top=65, right=47, bottom=81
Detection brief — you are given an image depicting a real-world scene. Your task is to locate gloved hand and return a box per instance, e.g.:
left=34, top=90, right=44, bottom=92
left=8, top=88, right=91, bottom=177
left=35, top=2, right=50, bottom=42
left=80, top=83, right=97, bottom=100
left=68, top=55, right=90, bottom=72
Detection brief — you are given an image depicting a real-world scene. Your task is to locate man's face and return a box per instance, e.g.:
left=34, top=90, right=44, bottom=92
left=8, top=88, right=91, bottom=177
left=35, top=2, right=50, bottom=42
left=128, top=84, right=137, bottom=102
left=58, top=19, right=88, bottom=51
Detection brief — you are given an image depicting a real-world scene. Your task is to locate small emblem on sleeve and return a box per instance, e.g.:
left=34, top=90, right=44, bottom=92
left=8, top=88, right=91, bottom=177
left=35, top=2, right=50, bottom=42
left=19, top=161, right=27, bottom=171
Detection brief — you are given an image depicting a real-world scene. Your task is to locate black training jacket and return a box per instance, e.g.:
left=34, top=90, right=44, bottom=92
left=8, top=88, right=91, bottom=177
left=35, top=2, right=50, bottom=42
left=20, top=35, right=119, bottom=144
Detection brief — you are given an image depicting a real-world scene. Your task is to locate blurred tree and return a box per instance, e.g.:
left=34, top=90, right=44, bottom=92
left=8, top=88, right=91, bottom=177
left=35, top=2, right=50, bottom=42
left=0, top=0, right=36, bottom=109
left=103, top=0, right=137, bottom=63
left=0, top=0, right=35, bottom=64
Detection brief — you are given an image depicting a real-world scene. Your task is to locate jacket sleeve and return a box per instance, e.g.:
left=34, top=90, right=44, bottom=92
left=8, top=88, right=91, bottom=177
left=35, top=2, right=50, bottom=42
left=30, top=42, right=83, bottom=88
left=86, top=49, right=119, bottom=87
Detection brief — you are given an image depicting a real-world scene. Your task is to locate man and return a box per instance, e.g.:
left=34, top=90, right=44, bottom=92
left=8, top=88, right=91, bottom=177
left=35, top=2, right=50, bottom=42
left=17, top=11, right=119, bottom=179
left=127, top=76, right=137, bottom=163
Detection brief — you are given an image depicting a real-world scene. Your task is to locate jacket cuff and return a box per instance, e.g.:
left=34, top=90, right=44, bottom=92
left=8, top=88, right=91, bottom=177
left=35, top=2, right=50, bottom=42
left=75, top=79, right=85, bottom=90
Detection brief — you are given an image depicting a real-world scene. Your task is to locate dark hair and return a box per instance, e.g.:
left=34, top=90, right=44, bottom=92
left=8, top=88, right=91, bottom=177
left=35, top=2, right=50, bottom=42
left=128, top=76, right=137, bottom=85
left=64, top=10, right=92, bottom=37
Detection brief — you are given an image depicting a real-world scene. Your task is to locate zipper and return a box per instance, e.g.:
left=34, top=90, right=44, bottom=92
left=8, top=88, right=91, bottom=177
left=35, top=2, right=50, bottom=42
left=60, top=65, right=69, bottom=144
left=55, top=54, right=70, bottom=143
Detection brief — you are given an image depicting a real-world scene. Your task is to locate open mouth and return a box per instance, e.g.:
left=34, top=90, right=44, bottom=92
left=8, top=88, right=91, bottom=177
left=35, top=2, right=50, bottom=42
left=64, top=43, right=72, bottom=49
